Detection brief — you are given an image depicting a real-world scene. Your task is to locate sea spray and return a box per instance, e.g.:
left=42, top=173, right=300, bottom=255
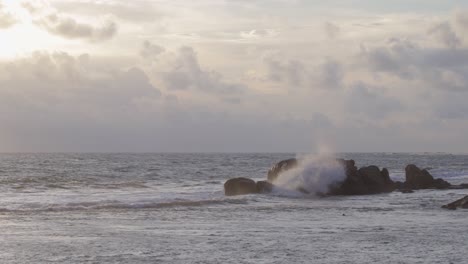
left=273, top=155, right=346, bottom=196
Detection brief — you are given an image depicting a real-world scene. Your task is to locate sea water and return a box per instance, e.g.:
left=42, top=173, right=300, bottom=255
left=0, top=153, right=467, bottom=263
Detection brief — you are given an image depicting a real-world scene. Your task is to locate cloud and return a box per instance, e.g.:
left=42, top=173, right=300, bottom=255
left=36, top=13, right=117, bottom=41
left=317, top=58, right=344, bottom=89
left=324, top=22, right=340, bottom=39
left=258, top=54, right=345, bottom=90
left=454, top=9, right=468, bottom=37
left=428, top=21, right=461, bottom=49
left=0, top=51, right=160, bottom=115
left=345, top=82, right=403, bottom=119
left=22, top=1, right=118, bottom=41
left=0, top=1, right=16, bottom=29
left=140, top=41, right=165, bottom=60
left=433, top=93, right=468, bottom=120
left=264, top=56, right=305, bottom=87
left=51, top=0, right=163, bottom=23
left=359, top=37, right=468, bottom=92
left=0, top=50, right=338, bottom=152
left=359, top=38, right=418, bottom=79
left=240, top=28, right=279, bottom=39
left=3, top=3, right=468, bottom=152
left=142, top=43, right=246, bottom=100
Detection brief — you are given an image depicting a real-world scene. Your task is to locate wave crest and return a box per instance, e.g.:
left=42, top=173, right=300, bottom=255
left=274, top=155, right=346, bottom=196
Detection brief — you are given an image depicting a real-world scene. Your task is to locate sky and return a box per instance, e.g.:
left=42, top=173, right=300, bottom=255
left=1, top=0, right=468, bottom=153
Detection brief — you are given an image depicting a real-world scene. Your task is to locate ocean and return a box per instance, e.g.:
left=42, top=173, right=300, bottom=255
left=0, top=153, right=467, bottom=263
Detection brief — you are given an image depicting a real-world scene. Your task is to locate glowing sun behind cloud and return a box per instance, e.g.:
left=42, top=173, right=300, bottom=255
left=0, top=0, right=86, bottom=58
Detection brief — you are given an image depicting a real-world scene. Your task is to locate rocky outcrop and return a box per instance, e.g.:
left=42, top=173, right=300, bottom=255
left=442, top=195, right=468, bottom=210
left=224, top=177, right=257, bottom=196
left=224, top=159, right=459, bottom=198
left=404, top=164, right=450, bottom=189
left=329, top=161, right=395, bottom=195
left=266, top=158, right=396, bottom=195
left=267, top=158, right=298, bottom=182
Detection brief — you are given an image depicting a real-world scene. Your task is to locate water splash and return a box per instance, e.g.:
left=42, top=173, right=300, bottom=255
left=273, top=155, right=346, bottom=196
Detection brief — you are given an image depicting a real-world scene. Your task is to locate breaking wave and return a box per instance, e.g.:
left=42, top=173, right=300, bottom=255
left=273, top=155, right=346, bottom=196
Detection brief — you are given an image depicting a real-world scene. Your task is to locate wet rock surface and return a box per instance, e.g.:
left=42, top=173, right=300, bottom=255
left=442, top=195, right=468, bottom=210
left=224, top=177, right=257, bottom=196
left=267, top=158, right=298, bottom=182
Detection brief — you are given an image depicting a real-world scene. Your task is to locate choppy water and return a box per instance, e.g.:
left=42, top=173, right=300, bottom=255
left=0, top=153, right=467, bottom=263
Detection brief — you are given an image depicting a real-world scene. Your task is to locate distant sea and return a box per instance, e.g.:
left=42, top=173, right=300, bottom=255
left=0, top=153, right=467, bottom=263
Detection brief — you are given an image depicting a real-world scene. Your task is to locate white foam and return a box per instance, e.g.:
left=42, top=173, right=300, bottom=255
left=273, top=155, right=346, bottom=196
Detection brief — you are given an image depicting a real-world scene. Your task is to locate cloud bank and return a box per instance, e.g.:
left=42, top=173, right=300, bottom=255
left=1, top=1, right=468, bottom=152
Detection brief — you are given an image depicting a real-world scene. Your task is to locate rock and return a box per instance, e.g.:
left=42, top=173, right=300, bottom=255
left=381, top=168, right=391, bottom=183
left=265, top=158, right=395, bottom=196
left=405, top=164, right=434, bottom=189
left=337, top=159, right=357, bottom=175
left=267, top=158, right=298, bottom=182
left=405, top=164, right=450, bottom=189
left=224, top=159, right=461, bottom=198
left=433, top=178, right=451, bottom=189
left=256, top=181, right=274, bottom=193
left=359, top=166, right=386, bottom=185
left=224, top=177, right=257, bottom=196
left=394, top=181, right=405, bottom=189
left=329, top=161, right=395, bottom=195
left=442, top=195, right=468, bottom=210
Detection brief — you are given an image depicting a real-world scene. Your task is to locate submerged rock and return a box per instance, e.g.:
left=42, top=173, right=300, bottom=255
left=442, top=195, right=468, bottom=210
left=405, top=164, right=450, bottom=189
left=224, top=177, right=257, bottom=196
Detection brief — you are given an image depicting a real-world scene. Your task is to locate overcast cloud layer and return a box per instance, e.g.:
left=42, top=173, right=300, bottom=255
left=1, top=0, right=468, bottom=152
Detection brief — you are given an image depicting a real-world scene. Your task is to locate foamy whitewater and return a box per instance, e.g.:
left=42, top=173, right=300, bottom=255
left=0, top=153, right=467, bottom=263
left=273, top=155, right=346, bottom=196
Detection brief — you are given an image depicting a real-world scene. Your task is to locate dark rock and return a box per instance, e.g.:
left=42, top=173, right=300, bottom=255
left=224, top=177, right=257, bottom=196
left=442, top=195, right=468, bottom=210
left=394, top=181, right=405, bottom=189
left=267, top=158, right=298, bottom=182
left=433, top=178, right=451, bottom=189
left=405, top=164, right=450, bottom=189
left=329, top=161, right=395, bottom=195
left=381, top=168, right=391, bottom=184
left=405, top=164, right=434, bottom=189
left=337, top=159, right=357, bottom=175
left=359, top=166, right=387, bottom=187
left=256, top=181, right=274, bottom=193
